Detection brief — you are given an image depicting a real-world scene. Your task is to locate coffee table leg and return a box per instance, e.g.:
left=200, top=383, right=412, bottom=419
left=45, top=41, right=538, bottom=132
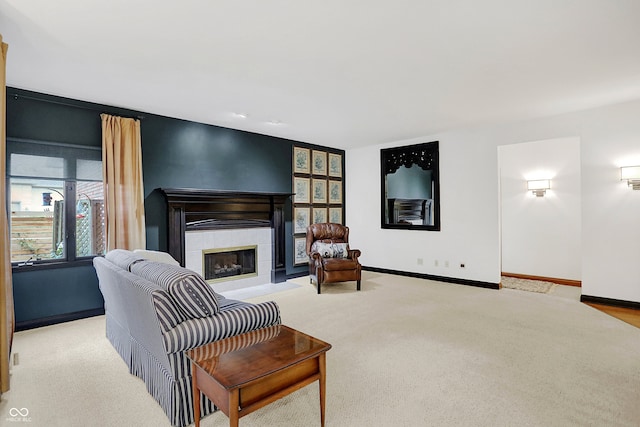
left=319, top=353, right=327, bottom=427
left=229, top=388, right=240, bottom=427
left=192, top=364, right=201, bottom=427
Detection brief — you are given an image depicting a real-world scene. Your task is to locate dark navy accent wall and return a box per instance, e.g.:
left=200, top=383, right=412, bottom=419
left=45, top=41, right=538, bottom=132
left=7, top=87, right=341, bottom=329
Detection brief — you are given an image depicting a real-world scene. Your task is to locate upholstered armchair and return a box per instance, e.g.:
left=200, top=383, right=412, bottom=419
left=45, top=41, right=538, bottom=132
left=306, top=223, right=362, bottom=294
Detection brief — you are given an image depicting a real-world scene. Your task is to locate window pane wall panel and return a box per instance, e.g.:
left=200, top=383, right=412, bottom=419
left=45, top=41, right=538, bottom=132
left=9, top=178, right=65, bottom=262
left=76, top=181, right=106, bottom=258
left=11, top=154, right=65, bottom=179
left=8, top=139, right=104, bottom=264
left=76, top=159, right=102, bottom=181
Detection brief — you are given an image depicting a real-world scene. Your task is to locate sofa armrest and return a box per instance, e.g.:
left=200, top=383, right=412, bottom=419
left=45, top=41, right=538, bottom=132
left=162, top=301, right=281, bottom=353
left=187, top=325, right=282, bottom=360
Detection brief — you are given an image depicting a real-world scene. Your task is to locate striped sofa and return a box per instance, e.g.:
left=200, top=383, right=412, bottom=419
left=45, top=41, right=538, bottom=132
left=93, top=249, right=281, bottom=427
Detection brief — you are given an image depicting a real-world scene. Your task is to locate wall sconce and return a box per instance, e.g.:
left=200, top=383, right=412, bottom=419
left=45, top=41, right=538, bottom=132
left=620, top=166, right=640, bottom=190
left=527, top=179, right=551, bottom=197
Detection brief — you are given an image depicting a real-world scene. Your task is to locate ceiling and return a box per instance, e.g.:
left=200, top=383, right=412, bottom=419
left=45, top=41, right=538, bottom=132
left=2, top=1, right=640, bottom=149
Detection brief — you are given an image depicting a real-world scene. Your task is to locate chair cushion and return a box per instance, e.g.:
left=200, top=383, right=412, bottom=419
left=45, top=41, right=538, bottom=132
left=312, top=241, right=349, bottom=258
left=322, top=257, right=358, bottom=271
left=130, top=260, right=220, bottom=319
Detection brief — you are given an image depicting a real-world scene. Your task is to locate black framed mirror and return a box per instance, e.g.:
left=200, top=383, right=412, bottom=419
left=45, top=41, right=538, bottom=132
left=381, top=141, right=440, bottom=231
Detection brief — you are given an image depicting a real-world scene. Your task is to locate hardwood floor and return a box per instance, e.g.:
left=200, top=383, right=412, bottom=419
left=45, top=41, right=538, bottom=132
left=500, top=273, right=638, bottom=329
left=502, top=272, right=582, bottom=287
left=585, top=303, right=640, bottom=328
left=503, top=273, right=640, bottom=329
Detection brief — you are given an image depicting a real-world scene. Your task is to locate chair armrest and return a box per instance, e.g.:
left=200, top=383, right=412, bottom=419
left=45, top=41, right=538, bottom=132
left=310, top=251, right=324, bottom=266
left=162, top=301, right=281, bottom=353
left=348, top=249, right=362, bottom=260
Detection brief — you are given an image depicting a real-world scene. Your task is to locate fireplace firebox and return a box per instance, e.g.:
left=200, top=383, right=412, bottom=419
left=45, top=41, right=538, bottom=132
left=203, top=245, right=257, bottom=283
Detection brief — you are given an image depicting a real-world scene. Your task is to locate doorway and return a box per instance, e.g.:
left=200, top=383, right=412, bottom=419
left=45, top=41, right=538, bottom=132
left=498, top=137, right=582, bottom=288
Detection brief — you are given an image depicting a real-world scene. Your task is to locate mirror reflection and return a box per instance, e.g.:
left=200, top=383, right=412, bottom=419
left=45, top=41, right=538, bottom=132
left=381, top=141, right=440, bottom=231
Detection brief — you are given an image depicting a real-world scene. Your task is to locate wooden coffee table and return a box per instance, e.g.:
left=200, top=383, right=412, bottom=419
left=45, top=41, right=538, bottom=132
left=186, top=325, right=332, bottom=427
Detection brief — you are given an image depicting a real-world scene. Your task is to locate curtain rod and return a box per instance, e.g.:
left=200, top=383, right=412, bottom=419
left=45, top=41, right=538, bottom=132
left=10, top=92, right=145, bottom=120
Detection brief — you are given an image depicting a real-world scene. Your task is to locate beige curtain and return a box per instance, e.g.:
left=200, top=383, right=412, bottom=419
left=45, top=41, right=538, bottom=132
left=0, top=34, right=13, bottom=394
left=101, top=114, right=146, bottom=251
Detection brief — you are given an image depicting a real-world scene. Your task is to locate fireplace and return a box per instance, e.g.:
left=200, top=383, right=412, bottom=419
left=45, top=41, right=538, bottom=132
left=185, top=227, right=271, bottom=292
left=203, top=245, right=257, bottom=283
left=160, top=188, right=293, bottom=283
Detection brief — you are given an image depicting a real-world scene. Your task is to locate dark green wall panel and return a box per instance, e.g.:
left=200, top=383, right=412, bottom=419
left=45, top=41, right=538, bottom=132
left=141, top=115, right=294, bottom=251
left=7, top=87, right=339, bottom=328
left=141, top=117, right=291, bottom=193
left=12, top=265, right=104, bottom=323
left=7, top=90, right=102, bottom=147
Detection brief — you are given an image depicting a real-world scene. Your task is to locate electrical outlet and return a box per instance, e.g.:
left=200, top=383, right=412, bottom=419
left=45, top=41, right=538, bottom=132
left=13, top=353, right=19, bottom=366
left=417, top=258, right=423, bottom=265
left=445, top=260, right=449, bottom=268
left=434, top=260, right=439, bottom=267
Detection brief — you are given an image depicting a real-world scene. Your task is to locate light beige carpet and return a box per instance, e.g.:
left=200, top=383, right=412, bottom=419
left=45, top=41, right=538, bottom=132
left=501, top=275, right=558, bottom=293
left=2, top=272, right=640, bottom=427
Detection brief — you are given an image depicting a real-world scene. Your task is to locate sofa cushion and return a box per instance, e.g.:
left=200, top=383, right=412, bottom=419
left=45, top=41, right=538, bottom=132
left=133, top=249, right=180, bottom=266
left=311, top=241, right=349, bottom=258
left=105, top=249, right=145, bottom=271
left=152, top=291, right=187, bottom=332
left=130, top=261, right=220, bottom=319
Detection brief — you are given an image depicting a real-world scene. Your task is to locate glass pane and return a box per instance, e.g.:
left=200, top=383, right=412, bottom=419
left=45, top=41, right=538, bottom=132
left=10, top=178, right=65, bottom=262
left=77, top=159, right=102, bottom=181
left=11, top=154, right=65, bottom=179
left=76, top=181, right=106, bottom=257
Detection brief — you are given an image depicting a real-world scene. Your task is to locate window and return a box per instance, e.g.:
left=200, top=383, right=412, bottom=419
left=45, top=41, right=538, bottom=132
left=7, top=139, right=105, bottom=265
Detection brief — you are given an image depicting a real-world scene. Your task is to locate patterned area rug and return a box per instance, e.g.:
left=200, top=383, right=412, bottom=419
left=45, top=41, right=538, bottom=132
left=501, top=276, right=558, bottom=294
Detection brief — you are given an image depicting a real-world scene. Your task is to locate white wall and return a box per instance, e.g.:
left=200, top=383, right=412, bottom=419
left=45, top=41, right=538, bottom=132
left=499, top=137, right=581, bottom=280
left=346, top=99, right=640, bottom=303
left=346, top=131, right=502, bottom=285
